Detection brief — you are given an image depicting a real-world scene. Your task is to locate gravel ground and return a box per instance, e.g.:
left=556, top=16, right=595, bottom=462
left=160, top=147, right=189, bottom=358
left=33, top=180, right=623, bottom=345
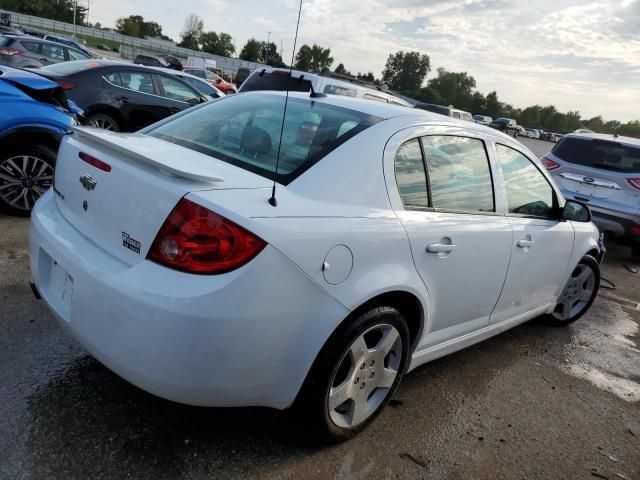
left=0, top=136, right=638, bottom=479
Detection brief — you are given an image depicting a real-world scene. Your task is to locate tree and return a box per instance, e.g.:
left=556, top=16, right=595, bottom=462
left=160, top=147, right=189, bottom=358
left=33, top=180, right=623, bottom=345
left=261, top=42, right=285, bottom=67
left=334, top=63, right=351, bottom=76
left=586, top=116, right=604, bottom=132
left=426, top=68, right=476, bottom=109
left=239, top=38, right=262, bottom=62
left=115, top=15, right=169, bottom=39
left=178, top=14, right=203, bottom=50
left=201, top=31, right=236, bottom=57
left=381, top=51, right=430, bottom=92
left=485, top=91, right=502, bottom=118
left=294, top=44, right=333, bottom=72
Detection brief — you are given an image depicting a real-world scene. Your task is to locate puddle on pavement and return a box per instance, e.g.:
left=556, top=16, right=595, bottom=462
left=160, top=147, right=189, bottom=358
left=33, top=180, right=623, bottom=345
left=562, top=297, right=640, bottom=402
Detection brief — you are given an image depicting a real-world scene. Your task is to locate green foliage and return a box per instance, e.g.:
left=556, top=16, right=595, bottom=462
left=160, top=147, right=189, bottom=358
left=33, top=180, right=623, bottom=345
left=381, top=51, right=431, bottom=92
left=294, top=44, right=334, bottom=73
left=201, top=31, right=236, bottom=57
left=115, top=16, right=168, bottom=39
left=177, top=13, right=203, bottom=50
left=2, top=0, right=86, bottom=24
left=239, top=38, right=262, bottom=62
left=334, top=63, right=351, bottom=76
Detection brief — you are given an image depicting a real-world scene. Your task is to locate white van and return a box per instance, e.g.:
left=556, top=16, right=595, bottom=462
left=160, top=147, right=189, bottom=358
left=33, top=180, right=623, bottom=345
left=238, top=67, right=411, bottom=107
left=186, top=57, right=217, bottom=71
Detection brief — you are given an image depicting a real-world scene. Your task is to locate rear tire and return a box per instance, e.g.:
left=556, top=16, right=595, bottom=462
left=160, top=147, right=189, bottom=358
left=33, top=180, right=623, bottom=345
left=87, top=113, right=120, bottom=131
left=293, top=306, right=410, bottom=442
left=0, top=145, right=56, bottom=216
left=546, top=255, right=600, bottom=326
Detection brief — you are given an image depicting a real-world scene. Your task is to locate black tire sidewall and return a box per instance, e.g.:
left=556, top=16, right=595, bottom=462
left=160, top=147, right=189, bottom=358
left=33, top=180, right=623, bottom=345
left=0, top=145, right=56, bottom=216
left=548, top=255, right=600, bottom=326
left=295, top=306, right=410, bottom=442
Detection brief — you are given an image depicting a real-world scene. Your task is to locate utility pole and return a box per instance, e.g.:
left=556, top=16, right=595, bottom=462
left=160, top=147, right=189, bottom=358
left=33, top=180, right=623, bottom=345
left=86, top=0, right=90, bottom=27
left=72, top=0, right=77, bottom=38
left=265, top=31, right=271, bottom=64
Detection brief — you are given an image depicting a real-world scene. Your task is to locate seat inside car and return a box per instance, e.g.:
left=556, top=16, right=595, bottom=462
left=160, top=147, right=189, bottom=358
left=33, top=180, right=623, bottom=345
left=240, top=125, right=272, bottom=158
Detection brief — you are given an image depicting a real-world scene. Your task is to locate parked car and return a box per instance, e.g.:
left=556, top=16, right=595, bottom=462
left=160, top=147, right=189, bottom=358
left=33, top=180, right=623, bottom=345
left=239, top=67, right=408, bottom=105
left=542, top=132, right=640, bottom=257
left=30, top=91, right=601, bottom=441
left=415, top=103, right=473, bottom=121
left=473, top=114, right=492, bottom=125
left=525, top=128, right=540, bottom=139
left=96, top=43, right=110, bottom=51
left=0, top=66, right=80, bottom=215
left=30, top=60, right=210, bottom=132
left=133, top=54, right=170, bottom=68
left=186, top=56, right=216, bottom=71
left=183, top=67, right=237, bottom=94
left=0, top=35, right=92, bottom=68
left=0, top=25, right=24, bottom=35
left=149, top=66, right=225, bottom=100
left=490, top=117, right=519, bottom=137
left=42, top=34, right=96, bottom=58
left=234, top=67, right=251, bottom=87
left=551, top=133, right=564, bottom=143
left=159, top=54, right=182, bottom=71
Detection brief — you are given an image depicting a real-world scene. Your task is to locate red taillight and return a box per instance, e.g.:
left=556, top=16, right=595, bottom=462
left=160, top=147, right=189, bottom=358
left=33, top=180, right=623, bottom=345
left=148, top=198, right=266, bottom=274
left=0, top=48, right=23, bottom=56
left=631, top=225, right=640, bottom=235
left=541, top=156, right=560, bottom=170
left=79, top=152, right=112, bottom=172
left=628, top=178, right=640, bottom=190
left=56, top=81, right=75, bottom=90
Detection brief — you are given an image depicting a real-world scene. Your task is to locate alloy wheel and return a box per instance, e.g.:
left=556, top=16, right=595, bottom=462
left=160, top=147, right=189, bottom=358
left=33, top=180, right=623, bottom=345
left=0, top=155, right=53, bottom=212
left=90, top=116, right=118, bottom=131
left=552, top=264, right=596, bottom=321
left=328, top=323, right=403, bottom=428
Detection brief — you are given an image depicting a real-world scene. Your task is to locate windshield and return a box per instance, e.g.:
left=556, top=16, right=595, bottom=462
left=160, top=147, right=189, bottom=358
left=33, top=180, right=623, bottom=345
left=553, top=137, right=640, bottom=173
left=240, top=71, right=313, bottom=93
left=147, top=93, right=382, bottom=184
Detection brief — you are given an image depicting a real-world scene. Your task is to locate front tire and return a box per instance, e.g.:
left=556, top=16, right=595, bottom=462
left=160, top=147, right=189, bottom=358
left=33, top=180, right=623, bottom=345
left=0, top=145, right=56, bottom=216
left=88, top=113, right=120, bottom=131
left=547, top=255, right=600, bottom=325
left=294, top=306, right=410, bottom=442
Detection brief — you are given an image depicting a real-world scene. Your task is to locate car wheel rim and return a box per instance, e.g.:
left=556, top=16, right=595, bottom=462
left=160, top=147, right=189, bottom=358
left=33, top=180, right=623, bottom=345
left=553, top=264, right=596, bottom=321
left=91, top=116, right=116, bottom=131
left=0, top=155, right=53, bottom=211
left=327, top=323, right=402, bottom=429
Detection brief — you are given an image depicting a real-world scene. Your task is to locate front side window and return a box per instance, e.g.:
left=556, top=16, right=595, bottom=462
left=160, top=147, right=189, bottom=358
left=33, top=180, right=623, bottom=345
left=395, top=139, right=429, bottom=208
left=67, top=48, right=89, bottom=61
left=118, top=71, right=155, bottom=94
left=323, top=84, right=356, bottom=97
left=21, top=41, right=40, bottom=54
left=423, top=136, right=494, bottom=212
left=158, top=75, right=200, bottom=103
left=147, top=93, right=381, bottom=184
left=42, top=43, right=64, bottom=60
left=496, top=144, right=555, bottom=218
left=104, top=72, right=122, bottom=86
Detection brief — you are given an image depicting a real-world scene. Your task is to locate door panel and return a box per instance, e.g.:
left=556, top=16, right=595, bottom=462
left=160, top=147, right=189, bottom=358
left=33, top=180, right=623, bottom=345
left=399, top=210, right=512, bottom=347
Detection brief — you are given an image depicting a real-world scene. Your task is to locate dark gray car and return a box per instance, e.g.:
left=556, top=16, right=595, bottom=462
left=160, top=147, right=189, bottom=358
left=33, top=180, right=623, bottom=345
left=0, top=35, right=91, bottom=68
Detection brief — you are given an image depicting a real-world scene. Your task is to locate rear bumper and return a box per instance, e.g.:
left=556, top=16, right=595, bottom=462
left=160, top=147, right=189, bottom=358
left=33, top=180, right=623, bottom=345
left=30, top=190, right=348, bottom=409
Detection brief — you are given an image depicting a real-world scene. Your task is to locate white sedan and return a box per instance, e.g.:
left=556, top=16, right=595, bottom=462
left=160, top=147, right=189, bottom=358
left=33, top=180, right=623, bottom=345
left=30, top=91, right=602, bottom=441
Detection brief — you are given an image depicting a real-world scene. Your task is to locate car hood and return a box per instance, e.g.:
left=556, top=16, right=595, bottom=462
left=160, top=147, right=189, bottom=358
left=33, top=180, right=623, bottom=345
left=0, top=66, right=60, bottom=90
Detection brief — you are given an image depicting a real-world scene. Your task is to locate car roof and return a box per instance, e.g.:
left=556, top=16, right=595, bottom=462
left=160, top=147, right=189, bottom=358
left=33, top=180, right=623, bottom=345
left=564, top=132, right=640, bottom=147
left=8, top=35, right=77, bottom=47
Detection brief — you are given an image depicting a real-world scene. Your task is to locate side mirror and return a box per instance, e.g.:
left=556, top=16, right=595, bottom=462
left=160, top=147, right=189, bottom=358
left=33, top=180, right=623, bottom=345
left=561, top=200, right=592, bottom=222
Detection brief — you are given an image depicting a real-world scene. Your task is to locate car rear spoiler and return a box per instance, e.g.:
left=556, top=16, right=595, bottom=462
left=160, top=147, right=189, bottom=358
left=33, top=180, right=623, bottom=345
left=70, top=126, right=224, bottom=183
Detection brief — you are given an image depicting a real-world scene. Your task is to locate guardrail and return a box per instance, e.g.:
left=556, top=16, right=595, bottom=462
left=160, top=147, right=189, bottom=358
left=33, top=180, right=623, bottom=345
left=1, top=9, right=267, bottom=75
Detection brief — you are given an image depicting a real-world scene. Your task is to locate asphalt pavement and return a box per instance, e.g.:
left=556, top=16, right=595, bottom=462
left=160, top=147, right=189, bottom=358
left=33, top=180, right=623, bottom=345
left=1, top=136, right=639, bottom=479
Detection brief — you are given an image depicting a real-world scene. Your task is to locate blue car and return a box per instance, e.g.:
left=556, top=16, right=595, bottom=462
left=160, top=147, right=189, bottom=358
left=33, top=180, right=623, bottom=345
left=0, top=66, right=80, bottom=215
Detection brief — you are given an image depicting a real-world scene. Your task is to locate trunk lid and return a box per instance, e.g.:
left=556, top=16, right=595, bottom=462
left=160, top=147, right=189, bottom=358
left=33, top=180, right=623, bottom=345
left=54, top=127, right=271, bottom=265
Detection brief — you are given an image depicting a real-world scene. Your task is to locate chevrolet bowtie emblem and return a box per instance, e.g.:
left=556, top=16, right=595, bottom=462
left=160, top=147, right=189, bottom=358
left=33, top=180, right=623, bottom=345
left=79, top=173, right=97, bottom=191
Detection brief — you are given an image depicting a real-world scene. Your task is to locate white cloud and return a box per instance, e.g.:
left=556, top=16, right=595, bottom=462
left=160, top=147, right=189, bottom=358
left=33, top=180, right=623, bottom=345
left=89, top=0, right=639, bottom=121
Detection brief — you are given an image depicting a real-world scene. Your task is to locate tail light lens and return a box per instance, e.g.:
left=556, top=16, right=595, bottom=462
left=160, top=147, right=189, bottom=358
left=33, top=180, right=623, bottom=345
left=148, top=198, right=266, bottom=274
left=628, top=178, right=640, bottom=190
left=56, top=81, right=75, bottom=90
left=0, top=48, right=23, bottom=56
left=542, top=156, right=560, bottom=170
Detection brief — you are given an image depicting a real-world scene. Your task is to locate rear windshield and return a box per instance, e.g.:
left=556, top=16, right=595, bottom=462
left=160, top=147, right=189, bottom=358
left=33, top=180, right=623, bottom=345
left=147, top=93, right=382, bottom=184
left=553, top=137, right=640, bottom=173
left=240, top=71, right=312, bottom=94
left=39, top=60, right=103, bottom=75
left=417, top=104, right=450, bottom=115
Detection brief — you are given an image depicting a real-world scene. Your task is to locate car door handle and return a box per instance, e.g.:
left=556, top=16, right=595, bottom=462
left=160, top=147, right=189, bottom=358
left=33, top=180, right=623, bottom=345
left=517, top=239, right=535, bottom=248
left=426, top=243, right=457, bottom=253
left=117, top=96, right=129, bottom=103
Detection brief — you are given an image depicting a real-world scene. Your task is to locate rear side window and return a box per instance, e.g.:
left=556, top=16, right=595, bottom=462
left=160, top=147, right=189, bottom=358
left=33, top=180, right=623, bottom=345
left=147, top=93, right=381, bottom=184
left=395, top=139, right=429, bottom=208
left=240, top=71, right=312, bottom=93
left=553, top=137, right=640, bottom=173
left=423, top=136, right=494, bottom=212
left=118, top=71, right=155, bottom=94
left=157, top=75, right=200, bottom=103
left=67, top=48, right=89, bottom=61
left=496, top=144, right=555, bottom=218
left=21, top=41, right=40, bottom=53
left=42, top=43, right=65, bottom=60
left=183, top=76, right=218, bottom=96
left=323, top=84, right=356, bottom=97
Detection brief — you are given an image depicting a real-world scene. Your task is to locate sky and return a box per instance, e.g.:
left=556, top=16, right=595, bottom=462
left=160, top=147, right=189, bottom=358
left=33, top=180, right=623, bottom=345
left=88, top=0, right=640, bottom=122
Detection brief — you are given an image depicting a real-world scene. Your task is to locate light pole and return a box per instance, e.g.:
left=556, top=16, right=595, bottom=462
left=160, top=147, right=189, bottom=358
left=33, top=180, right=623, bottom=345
left=72, top=0, right=77, bottom=39
left=265, top=31, right=271, bottom=64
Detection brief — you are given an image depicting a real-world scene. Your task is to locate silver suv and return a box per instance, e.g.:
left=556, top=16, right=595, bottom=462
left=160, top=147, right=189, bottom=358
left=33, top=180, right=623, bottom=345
left=542, top=133, right=640, bottom=257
